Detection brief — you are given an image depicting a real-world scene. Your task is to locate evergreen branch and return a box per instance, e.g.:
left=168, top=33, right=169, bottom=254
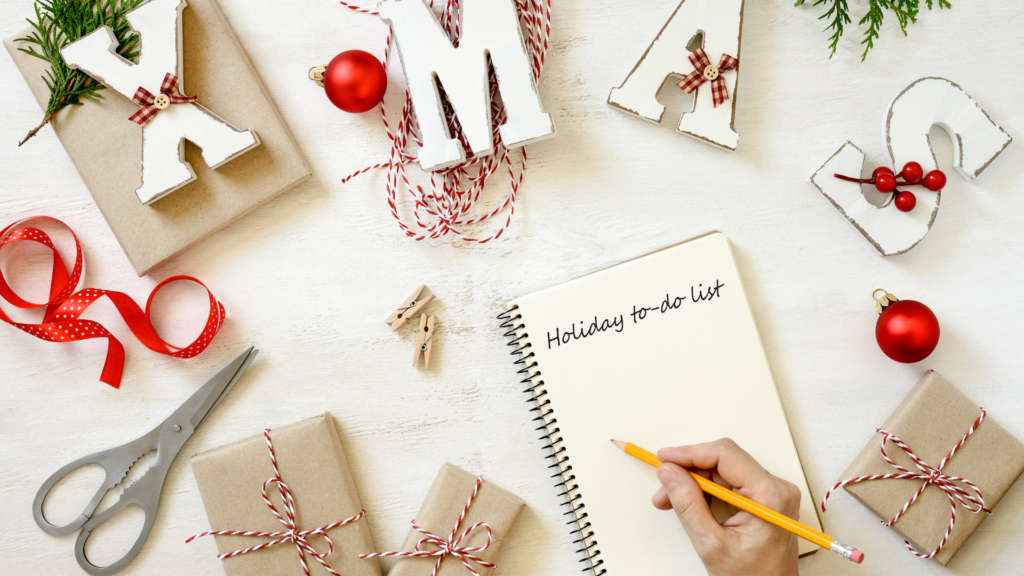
left=16, top=0, right=146, bottom=146
left=796, top=0, right=952, bottom=61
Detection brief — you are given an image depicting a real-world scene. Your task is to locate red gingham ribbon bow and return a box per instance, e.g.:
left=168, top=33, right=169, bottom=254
left=677, top=48, right=738, bottom=108
left=360, top=476, right=495, bottom=576
left=187, top=429, right=366, bottom=576
left=0, top=216, right=225, bottom=388
left=821, top=409, right=992, bottom=559
left=129, top=73, right=198, bottom=126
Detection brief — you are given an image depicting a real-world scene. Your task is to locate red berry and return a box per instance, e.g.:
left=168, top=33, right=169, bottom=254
left=894, top=191, right=917, bottom=212
left=872, top=166, right=895, bottom=180
left=875, top=173, right=897, bottom=193
left=901, top=162, right=923, bottom=184
left=923, top=170, right=947, bottom=191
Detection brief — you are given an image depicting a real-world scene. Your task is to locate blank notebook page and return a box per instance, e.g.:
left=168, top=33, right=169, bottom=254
left=511, top=232, right=821, bottom=575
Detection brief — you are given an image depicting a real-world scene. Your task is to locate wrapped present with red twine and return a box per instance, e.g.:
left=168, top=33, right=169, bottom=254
left=362, top=463, right=525, bottom=576
left=189, top=414, right=381, bottom=576
left=821, top=371, right=1024, bottom=565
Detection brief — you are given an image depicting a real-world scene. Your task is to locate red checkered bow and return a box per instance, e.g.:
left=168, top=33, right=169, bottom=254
left=677, top=48, right=738, bottom=108
left=820, top=409, right=992, bottom=559
left=129, top=73, right=198, bottom=126
left=186, top=429, right=366, bottom=576
left=360, top=476, right=495, bottom=576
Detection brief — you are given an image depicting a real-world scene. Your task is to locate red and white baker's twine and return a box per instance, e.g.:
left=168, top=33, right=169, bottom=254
left=0, top=216, right=225, bottom=388
left=820, top=409, right=992, bottom=559
left=338, top=0, right=552, bottom=243
left=360, top=476, right=494, bottom=576
left=187, top=428, right=366, bottom=576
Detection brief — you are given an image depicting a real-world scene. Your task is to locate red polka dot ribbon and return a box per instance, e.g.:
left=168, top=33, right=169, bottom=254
left=0, top=217, right=226, bottom=388
left=186, top=428, right=366, bottom=576
left=820, top=409, right=991, bottom=559
left=359, top=476, right=494, bottom=576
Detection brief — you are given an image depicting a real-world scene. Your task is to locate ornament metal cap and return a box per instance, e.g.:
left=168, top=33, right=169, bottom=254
left=308, top=65, right=327, bottom=88
left=873, top=289, right=899, bottom=314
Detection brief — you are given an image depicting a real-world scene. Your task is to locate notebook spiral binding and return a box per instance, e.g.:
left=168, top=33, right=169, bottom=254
left=498, top=305, right=605, bottom=575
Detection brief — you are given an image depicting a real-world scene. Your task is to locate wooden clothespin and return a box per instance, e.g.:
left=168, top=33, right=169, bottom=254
left=412, top=314, right=436, bottom=368
left=385, top=284, right=435, bottom=331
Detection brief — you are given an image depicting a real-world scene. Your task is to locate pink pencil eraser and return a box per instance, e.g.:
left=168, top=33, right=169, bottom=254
left=850, top=550, right=864, bottom=564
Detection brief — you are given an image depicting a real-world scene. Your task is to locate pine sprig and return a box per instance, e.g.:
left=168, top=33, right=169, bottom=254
left=16, top=0, right=146, bottom=146
left=795, top=0, right=951, bottom=61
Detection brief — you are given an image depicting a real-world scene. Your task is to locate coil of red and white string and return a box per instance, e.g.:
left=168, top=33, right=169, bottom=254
left=187, top=428, right=366, bottom=576
left=820, top=409, right=992, bottom=559
left=360, top=476, right=494, bottom=576
left=339, top=0, right=552, bottom=243
left=0, top=216, right=225, bottom=388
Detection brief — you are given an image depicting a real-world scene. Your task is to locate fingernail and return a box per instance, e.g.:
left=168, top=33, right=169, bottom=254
left=657, top=465, right=681, bottom=490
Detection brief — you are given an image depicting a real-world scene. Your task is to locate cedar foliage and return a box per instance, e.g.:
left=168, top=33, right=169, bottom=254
left=795, top=0, right=952, bottom=61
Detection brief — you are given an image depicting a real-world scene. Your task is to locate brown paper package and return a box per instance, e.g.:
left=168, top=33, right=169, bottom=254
left=4, top=0, right=311, bottom=276
left=841, top=371, right=1024, bottom=565
left=389, top=463, right=525, bottom=576
left=190, top=413, right=381, bottom=576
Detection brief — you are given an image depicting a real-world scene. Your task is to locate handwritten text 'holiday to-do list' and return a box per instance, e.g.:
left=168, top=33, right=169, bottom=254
left=545, top=280, right=725, bottom=349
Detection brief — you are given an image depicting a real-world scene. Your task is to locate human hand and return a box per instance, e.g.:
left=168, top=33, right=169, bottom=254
left=651, top=438, right=800, bottom=576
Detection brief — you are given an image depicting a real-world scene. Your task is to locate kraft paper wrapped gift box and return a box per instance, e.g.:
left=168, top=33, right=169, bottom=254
left=839, top=371, right=1024, bottom=565
left=4, top=0, right=311, bottom=276
left=190, top=413, right=381, bottom=576
left=386, top=463, right=525, bottom=576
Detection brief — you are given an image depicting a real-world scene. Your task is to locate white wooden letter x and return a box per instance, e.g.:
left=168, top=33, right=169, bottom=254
left=61, top=0, right=260, bottom=205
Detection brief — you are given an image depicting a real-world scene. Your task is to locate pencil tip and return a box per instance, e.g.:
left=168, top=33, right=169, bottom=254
left=611, top=439, right=627, bottom=450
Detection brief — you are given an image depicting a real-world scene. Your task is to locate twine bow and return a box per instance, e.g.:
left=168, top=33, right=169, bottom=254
left=187, top=429, right=366, bottom=576
left=360, top=476, right=495, bottom=576
left=677, top=48, right=738, bottom=108
left=129, top=73, right=198, bottom=126
left=821, top=409, right=992, bottom=559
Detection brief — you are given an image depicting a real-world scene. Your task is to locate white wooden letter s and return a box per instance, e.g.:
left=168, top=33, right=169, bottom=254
left=809, top=78, right=1011, bottom=256
left=607, top=0, right=745, bottom=150
left=377, top=0, right=556, bottom=172
left=60, top=0, right=260, bottom=205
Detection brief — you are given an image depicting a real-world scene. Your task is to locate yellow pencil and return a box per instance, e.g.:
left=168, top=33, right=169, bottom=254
left=611, top=440, right=864, bottom=564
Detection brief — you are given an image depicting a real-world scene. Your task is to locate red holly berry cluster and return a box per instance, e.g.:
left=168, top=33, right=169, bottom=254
left=834, top=162, right=946, bottom=213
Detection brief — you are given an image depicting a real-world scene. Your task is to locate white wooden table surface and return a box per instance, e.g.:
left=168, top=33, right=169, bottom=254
left=2, top=1, right=1023, bottom=575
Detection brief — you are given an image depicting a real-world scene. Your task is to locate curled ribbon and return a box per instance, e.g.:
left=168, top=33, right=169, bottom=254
left=677, top=48, right=738, bottom=108
left=0, top=217, right=225, bottom=388
left=360, top=476, right=495, bottom=576
left=129, top=73, right=198, bottom=126
left=187, top=428, right=366, bottom=576
left=821, top=409, right=992, bottom=559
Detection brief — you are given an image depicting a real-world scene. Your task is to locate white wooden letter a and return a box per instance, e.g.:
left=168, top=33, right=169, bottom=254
left=607, top=0, right=745, bottom=150
left=378, top=0, right=556, bottom=172
left=60, top=0, right=260, bottom=204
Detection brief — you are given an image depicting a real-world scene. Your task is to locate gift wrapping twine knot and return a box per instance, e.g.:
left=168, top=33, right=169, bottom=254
left=677, top=48, right=738, bottom=108
left=360, top=476, right=495, bottom=576
left=0, top=216, right=225, bottom=388
left=130, top=73, right=198, bottom=126
left=187, top=428, right=366, bottom=576
left=338, top=0, right=552, bottom=243
left=820, top=409, right=992, bottom=559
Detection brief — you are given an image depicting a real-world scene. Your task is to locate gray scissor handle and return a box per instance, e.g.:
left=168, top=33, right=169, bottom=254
left=32, top=427, right=159, bottom=536
left=73, top=473, right=162, bottom=576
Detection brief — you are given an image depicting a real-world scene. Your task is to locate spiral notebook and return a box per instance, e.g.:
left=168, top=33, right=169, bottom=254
left=499, top=232, right=821, bottom=575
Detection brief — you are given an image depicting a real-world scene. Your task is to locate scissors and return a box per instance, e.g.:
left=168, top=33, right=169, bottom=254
left=32, top=347, right=259, bottom=575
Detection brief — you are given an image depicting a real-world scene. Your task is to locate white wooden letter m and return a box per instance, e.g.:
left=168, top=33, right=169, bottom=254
left=61, top=0, right=259, bottom=204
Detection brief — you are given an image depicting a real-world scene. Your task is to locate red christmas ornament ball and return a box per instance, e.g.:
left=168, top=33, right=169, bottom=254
left=923, top=169, right=947, bottom=192
left=876, top=300, right=940, bottom=363
left=323, top=50, right=387, bottom=113
left=894, top=190, right=917, bottom=212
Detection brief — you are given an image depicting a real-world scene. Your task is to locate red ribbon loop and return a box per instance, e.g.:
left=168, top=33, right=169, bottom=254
left=820, top=409, right=992, bottom=559
left=677, top=48, right=739, bottom=108
left=0, top=217, right=226, bottom=388
left=360, top=476, right=495, bottom=576
left=186, top=429, right=366, bottom=576
left=130, top=73, right=199, bottom=126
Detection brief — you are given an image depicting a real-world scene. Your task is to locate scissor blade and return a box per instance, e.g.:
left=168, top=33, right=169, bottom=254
left=186, top=347, right=259, bottom=429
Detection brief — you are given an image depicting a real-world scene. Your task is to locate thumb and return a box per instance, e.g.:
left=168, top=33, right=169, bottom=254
left=658, top=463, right=724, bottom=544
